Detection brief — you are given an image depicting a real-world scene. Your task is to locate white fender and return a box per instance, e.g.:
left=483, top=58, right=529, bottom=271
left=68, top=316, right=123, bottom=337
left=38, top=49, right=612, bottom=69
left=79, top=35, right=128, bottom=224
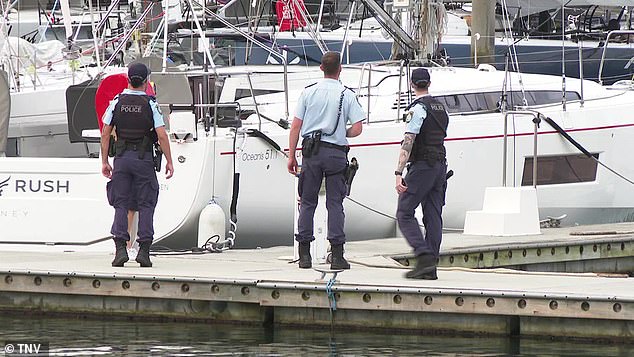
left=197, top=200, right=226, bottom=248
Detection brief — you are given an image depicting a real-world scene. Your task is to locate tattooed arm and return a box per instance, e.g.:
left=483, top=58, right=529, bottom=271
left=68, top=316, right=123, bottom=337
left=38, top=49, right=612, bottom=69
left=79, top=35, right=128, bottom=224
left=397, top=133, right=415, bottom=173
left=395, top=133, right=416, bottom=194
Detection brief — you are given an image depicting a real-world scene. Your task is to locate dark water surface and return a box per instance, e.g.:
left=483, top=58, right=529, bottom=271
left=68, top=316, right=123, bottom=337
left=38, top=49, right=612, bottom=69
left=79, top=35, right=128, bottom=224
left=0, top=315, right=632, bottom=356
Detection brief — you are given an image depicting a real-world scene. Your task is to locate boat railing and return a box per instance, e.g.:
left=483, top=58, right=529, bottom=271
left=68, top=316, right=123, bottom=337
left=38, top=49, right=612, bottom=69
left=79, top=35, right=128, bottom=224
left=395, top=60, right=413, bottom=122
left=396, top=60, right=405, bottom=122
left=598, top=30, right=634, bottom=85
left=194, top=102, right=242, bottom=136
left=357, top=62, right=373, bottom=123
left=502, top=110, right=543, bottom=188
left=245, top=72, right=263, bottom=132
left=291, top=0, right=328, bottom=54
left=152, top=70, right=265, bottom=137
left=191, top=0, right=290, bottom=123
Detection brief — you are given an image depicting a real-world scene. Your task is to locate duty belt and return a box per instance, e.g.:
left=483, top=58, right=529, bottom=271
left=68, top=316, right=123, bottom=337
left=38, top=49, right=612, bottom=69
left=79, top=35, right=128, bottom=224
left=125, top=142, right=152, bottom=152
left=412, top=151, right=446, bottom=164
left=320, top=141, right=349, bottom=153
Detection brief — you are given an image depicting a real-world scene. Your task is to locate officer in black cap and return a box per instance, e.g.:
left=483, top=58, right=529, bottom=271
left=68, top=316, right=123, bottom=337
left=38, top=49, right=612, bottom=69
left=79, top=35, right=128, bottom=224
left=100, top=62, right=174, bottom=268
left=394, top=68, right=449, bottom=280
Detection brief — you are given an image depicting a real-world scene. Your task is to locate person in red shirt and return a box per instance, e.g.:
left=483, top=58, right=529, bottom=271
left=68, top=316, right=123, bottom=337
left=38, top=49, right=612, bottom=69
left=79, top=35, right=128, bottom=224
left=276, top=0, right=307, bottom=31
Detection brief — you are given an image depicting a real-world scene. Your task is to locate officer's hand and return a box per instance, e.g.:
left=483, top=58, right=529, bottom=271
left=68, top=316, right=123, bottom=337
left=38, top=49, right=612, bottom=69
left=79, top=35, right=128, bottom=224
left=287, top=157, right=299, bottom=176
left=395, top=175, right=407, bottom=194
left=102, top=162, right=112, bottom=179
left=165, top=162, right=174, bottom=179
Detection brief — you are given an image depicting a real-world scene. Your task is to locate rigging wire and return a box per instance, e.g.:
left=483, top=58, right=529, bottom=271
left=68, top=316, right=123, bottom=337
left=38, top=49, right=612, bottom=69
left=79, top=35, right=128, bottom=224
left=500, top=0, right=527, bottom=106
left=542, top=115, right=634, bottom=187
left=345, top=195, right=461, bottom=231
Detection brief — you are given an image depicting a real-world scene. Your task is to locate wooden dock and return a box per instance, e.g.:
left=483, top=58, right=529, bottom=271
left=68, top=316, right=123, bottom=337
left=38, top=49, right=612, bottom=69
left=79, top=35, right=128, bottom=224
left=401, top=222, right=634, bottom=273
left=2, top=223, right=634, bottom=341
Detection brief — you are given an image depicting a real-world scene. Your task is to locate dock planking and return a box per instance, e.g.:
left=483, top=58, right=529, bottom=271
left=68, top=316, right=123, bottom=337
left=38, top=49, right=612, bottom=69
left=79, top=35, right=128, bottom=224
left=392, top=222, right=634, bottom=273
left=1, top=224, right=634, bottom=341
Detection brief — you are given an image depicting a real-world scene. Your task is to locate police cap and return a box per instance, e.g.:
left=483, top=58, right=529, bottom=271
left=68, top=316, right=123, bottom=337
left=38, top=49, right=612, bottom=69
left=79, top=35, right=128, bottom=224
left=411, top=68, right=430, bottom=87
left=128, top=62, right=150, bottom=82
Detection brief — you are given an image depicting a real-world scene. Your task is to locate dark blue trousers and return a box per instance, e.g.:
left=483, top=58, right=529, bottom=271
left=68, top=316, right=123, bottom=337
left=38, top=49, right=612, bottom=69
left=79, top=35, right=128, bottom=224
left=396, top=160, right=447, bottom=257
left=296, top=146, right=348, bottom=245
left=106, top=150, right=159, bottom=243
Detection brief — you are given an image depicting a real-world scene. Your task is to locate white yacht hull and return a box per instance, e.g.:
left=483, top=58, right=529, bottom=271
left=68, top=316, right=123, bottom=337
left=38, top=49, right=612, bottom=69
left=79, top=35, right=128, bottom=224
left=2, top=66, right=634, bottom=251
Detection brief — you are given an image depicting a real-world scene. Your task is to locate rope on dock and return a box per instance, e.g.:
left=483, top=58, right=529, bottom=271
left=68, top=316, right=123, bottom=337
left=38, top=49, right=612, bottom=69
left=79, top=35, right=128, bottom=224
left=326, top=277, right=337, bottom=312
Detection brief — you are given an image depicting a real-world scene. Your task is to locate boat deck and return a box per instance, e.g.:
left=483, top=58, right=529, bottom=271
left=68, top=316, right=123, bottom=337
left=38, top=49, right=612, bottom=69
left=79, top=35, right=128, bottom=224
left=2, top=223, right=634, bottom=341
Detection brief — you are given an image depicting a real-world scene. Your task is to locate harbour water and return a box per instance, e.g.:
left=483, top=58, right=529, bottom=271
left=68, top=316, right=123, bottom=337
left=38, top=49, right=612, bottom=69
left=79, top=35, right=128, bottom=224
left=1, top=315, right=633, bottom=356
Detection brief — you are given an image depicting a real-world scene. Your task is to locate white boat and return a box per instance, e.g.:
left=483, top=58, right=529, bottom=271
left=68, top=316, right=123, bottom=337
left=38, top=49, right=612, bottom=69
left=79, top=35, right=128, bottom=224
left=1, top=0, right=171, bottom=159
left=194, top=1, right=634, bottom=83
left=231, top=64, right=634, bottom=242
left=2, top=61, right=634, bottom=251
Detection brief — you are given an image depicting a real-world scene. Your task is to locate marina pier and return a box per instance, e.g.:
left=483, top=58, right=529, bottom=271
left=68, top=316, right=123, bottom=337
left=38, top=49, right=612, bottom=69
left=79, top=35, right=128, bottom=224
left=2, top=224, right=634, bottom=342
left=1, top=0, right=634, bottom=352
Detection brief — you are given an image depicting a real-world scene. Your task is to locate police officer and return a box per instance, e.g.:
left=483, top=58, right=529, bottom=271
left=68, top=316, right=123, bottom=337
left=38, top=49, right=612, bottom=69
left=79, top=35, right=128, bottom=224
left=288, top=51, right=365, bottom=270
left=100, top=63, right=174, bottom=268
left=394, top=68, right=449, bottom=280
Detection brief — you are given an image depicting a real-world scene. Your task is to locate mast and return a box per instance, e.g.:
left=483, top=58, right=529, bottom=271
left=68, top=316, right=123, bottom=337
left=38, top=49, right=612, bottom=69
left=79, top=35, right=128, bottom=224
left=415, top=0, right=447, bottom=61
left=382, top=0, right=447, bottom=62
left=471, top=0, right=495, bottom=66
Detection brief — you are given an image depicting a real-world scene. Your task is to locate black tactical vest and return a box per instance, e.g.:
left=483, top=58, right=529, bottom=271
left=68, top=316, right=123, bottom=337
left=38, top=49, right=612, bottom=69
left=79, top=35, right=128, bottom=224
left=406, top=96, right=449, bottom=163
left=112, top=94, right=155, bottom=144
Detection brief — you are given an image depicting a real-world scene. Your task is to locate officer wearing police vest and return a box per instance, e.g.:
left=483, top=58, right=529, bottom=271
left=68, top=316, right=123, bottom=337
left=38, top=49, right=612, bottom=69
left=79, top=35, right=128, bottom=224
left=100, top=63, right=174, bottom=268
left=394, top=68, right=449, bottom=280
left=288, top=51, right=365, bottom=270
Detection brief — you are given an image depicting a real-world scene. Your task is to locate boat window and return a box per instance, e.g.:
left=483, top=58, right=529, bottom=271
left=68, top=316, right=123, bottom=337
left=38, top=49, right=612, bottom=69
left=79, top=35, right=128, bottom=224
left=529, top=90, right=580, bottom=105
left=449, top=91, right=581, bottom=113
left=396, top=90, right=581, bottom=114
left=521, top=154, right=599, bottom=186
left=435, top=93, right=485, bottom=113
left=437, top=94, right=461, bottom=111
left=482, top=91, right=503, bottom=110
left=234, top=89, right=283, bottom=100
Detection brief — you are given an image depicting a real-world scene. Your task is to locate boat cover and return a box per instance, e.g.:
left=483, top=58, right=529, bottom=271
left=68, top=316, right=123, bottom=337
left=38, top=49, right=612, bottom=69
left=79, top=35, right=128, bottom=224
left=0, top=37, right=64, bottom=71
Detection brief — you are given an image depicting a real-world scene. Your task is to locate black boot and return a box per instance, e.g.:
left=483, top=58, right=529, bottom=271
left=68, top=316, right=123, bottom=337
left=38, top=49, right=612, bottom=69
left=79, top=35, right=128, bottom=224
left=330, top=244, right=350, bottom=270
left=136, top=241, right=153, bottom=268
left=298, top=242, right=312, bottom=269
left=111, top=239, right=129, bottom=267
left=405, top=253, right=437, bottom=280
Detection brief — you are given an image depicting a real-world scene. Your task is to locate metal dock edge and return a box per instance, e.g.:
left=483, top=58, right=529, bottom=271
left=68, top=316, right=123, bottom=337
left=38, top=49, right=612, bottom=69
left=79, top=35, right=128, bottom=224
left=1, top=237, right=634, bottom=341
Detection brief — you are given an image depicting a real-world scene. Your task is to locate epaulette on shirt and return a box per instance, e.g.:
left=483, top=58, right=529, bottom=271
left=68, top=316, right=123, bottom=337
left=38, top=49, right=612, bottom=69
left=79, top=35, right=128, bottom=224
left=344, top=86, right=355, bottom=93
left=305, top=82, right=317, bottom=88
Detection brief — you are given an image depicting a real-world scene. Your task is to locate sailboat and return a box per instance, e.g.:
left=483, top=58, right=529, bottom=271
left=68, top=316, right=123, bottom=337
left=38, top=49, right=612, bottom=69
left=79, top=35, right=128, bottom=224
left=184, top=0, right=634, bottom=84
left=3, top=0, right=634, bottom=251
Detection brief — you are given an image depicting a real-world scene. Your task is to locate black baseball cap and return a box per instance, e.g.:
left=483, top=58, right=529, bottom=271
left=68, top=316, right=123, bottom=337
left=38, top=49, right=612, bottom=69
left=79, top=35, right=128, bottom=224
left=128, top=62, right=150, bottom=82
left=411, top=68, right=430, bottom=84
